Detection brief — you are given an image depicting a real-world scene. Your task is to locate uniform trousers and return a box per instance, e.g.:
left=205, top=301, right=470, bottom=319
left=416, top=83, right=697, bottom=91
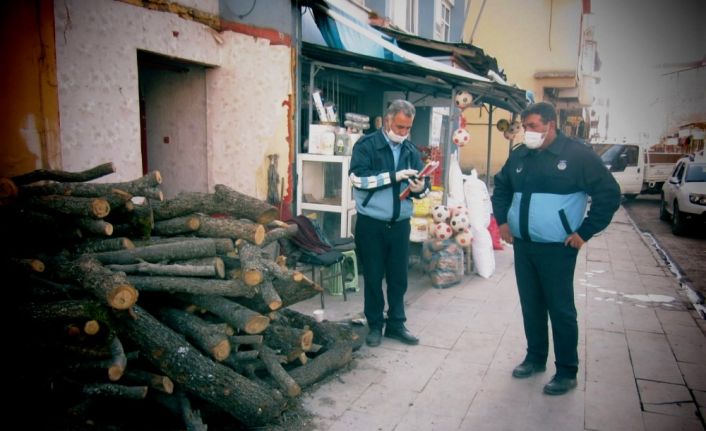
left=354, top=214, right=411, bottom=331
left=513, top=238, right=579, bottom=378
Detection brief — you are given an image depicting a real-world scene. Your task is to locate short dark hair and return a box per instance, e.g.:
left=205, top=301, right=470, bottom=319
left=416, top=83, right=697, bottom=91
left=521, top=102, right=557, bottom=124
left=386, top=99, right=415, bottom=119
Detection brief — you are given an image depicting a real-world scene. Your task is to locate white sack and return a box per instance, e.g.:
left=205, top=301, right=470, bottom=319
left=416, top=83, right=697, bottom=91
left=463, top=169, right=492, bottom=229
left=471, top=225, right=495, bottom=279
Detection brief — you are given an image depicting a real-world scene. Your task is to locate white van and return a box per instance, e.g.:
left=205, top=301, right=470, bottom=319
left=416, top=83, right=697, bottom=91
left=591, top=142, right=683, bottom=198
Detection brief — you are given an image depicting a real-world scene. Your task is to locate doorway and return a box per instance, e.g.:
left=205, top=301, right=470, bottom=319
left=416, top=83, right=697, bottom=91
left=138, top=51, right=209, bottom=198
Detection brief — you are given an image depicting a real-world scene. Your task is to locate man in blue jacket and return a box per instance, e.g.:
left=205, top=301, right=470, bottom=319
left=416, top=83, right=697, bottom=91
left=349, top=99, right=430, bottom=347
left=491, top=102, right=620, bottom=395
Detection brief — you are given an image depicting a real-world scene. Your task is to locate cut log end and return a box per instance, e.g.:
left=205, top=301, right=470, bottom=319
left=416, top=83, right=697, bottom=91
left=256, top=208, right=279, bottom=225
left=253, top=224, right=266, bottom=245
left=242, top=270, right=263, bottom=287
left=268, top=300, right=283, bottom=311
left=301, top=329, right=314, bottom=351
left=107, top=285, right=139, bottom=310
left=83, top=320, right=101, bottom=335
left=212, top=339, right=231, bottom=362
left=91, top=198, right=111, bottom=219
left=108, top=364, right=125, bottom=381
left=244, top=316, right=270, bottom=335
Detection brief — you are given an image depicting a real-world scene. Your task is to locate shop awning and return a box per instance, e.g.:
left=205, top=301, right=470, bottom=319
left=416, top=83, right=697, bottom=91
left=302, top=2, right=528, bottom=113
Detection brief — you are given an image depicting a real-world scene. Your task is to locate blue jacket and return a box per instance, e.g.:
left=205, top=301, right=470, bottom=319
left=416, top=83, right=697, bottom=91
left=491, top=132, right=620, bottom=243
left=348, top=130, right=429, bottom=222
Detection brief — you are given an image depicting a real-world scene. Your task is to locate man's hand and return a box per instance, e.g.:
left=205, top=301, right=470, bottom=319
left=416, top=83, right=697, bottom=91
left=564, top=232, right=585, bottom=249
left=408, top=177, right=425, bottom=193
left=499, top=223, right=513, bottom=244
left=395, top=169, right=418, bottom=182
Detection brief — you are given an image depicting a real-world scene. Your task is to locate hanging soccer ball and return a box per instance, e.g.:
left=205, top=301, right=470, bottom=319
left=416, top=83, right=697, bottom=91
left=454, top=227, right=473, bottom=246
left=433, top=222, right=453, bottom=240
left=431, top=205, right=450, bottom=223
left=496, top=118, right=510, bottom=132
left=450, top=213, right=470, bottom=232
left=504, top=121, right=522, bottom=140
left=454, top=91, right=474, bottom=109
left=453, top=128, right=471, bottom=147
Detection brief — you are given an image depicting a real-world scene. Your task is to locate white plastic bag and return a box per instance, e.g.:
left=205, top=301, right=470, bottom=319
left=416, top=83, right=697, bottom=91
left=462, top=169, right=492, bottom=229
left=470, top=225, right=495, bottom=279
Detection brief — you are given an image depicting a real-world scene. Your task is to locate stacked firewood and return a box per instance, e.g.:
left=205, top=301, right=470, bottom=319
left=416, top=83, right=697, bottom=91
left=1, top=163, right=359, bottom=429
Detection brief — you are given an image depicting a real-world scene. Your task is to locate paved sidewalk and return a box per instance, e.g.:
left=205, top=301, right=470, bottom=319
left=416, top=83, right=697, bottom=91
left=291, top=207, right=706, bottom=431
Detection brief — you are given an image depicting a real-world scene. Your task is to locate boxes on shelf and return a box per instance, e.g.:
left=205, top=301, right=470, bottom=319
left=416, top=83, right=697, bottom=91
left=308, top=124, right=336, bottom=155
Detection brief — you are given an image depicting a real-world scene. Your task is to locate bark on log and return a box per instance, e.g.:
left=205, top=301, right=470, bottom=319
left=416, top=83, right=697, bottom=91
left=23, top=299, right=113, bottom=324
left=24, top=195, right=110, bottom=219
left=74, top=237, right=135, bottom=254
left=153, top=215, right=201, bottom=236
left=123, top=368, right=174, bottom=394
left=109, top=256, right=224, bottom=279
left=19, top=170, right=162, bottom=200
left=52, top=258, right=138, bottom=310
left=113, top=304, right=285, bottom=427
left=235, top=239, right=266, bottom=286
left=288, top=342, right=353, bottom=389
left=158, top=307, right=232, bottom=362
left=262, top=325, right=314, bottom=361
left=151, top=390, right=208, bottom=431
left=196, top=215, right=265, bottom=246
left=83, top=383, right=149, bottom=400
left=261, top=223, right=298, bottom=246
left=182, top=294, right=269, bottom=335
left=5, top=257, right=45, bottom=274
left=229, top=334, right=263, bottom=347
left=75, top=218, right=113, bottom=236
left=277, top=309, right=358, bottom=348
left=132, top=236, right=234, bottom=255
left=107, top=335, right=127, bottom=381
left=127, top=275, right=257, bottom=299
left=90, top=238, right=217, bottom=265
left=109, top=202, right=154, bottom=238
left=150, top=192, right=221, bottom=221
left=257, top=279, right=282, bottom=311
left=11, top=162, right=116, bottom=186
left=259, top=345, right=301, bottom=397
left=214, top=184, right=278, bottom=225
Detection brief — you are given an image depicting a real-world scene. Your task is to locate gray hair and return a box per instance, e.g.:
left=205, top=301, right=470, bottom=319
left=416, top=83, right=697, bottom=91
left=386, top=99, right=415, bottom=119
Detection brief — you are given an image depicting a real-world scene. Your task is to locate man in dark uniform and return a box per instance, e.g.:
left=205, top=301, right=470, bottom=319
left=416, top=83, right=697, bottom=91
left=491, top=102, right=620, bottom=395
left=349, top=99, right=430, bottom=347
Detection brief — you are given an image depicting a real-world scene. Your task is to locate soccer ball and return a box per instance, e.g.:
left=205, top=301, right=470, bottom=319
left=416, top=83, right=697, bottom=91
left=452, top=128, right=471, bottom=147
left=449, top=205, right=468, bottom=218
left=431, top=205, right=450, bottom=223
left=450, top=213, right=470, bottom=232
left=433, top=222, right=453, bottom=240
left=504, top=121, right=522, bottom=140
left=454, top=227, right=473, bottom=246
left=454, top=91, right=474, bottom=109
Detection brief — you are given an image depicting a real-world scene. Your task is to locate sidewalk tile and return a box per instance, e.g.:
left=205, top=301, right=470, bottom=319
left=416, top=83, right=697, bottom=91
left=678, top=362, right=706, bottom=391
left=620, top=305, right=664, bottom=334
left=452, top=331, right=502, bottom=366
left=637, top=379, right=697, bottom=417
left=626, top=330, right=684, bottom=384
left=585, top=329, right=634, bottom=385
left=585, top=379, right=644, bottom=431
left=642, top=411, right=704, bottom=431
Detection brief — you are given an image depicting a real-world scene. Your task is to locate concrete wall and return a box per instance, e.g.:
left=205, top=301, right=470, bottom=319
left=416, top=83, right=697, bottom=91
left=54, top=0, right=292, bottom=201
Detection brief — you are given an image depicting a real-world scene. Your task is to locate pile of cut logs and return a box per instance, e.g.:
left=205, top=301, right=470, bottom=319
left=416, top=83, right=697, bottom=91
left=1, top=163, right=359, bottom=429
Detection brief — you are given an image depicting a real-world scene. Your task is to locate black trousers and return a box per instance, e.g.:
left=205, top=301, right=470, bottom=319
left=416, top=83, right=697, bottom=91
left=354, top=214, right=411, bottom=331
left=513, top=239, right=579, bottom=378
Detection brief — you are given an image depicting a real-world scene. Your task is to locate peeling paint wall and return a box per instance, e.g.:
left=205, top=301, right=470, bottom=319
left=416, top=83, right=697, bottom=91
left=54, top=0, right=292, bottom=200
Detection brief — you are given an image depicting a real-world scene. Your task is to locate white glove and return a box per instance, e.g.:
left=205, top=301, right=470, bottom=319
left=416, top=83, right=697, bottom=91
left=409, top=177, right=425, bottom=193
left=395, top=169, right=418, bottom=182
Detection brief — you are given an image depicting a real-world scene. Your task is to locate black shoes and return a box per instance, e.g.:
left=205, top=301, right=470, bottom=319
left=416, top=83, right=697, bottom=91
left=366, top=328, right=382, bottom=347
left=511, top=361, right=547, bottom=378
left=384, top=326, right=419, bottom=345
left=543, top=375, right=577, bottom=395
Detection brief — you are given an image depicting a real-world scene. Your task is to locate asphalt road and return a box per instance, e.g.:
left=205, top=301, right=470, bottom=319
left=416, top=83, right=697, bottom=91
left=621, top=195, right=706, bottom=297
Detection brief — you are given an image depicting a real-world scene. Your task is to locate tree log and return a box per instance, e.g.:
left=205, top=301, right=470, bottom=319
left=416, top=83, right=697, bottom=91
left=109, top=256, right=224, bottom=279
left=11, top=162, right=116, bottom=186
left=113, top=304, right=285, bottom=427
left=150, top=390, right=207, bottom=431
left=235, top=239, right=266, bottom=286
left=259, top=345, right=301, bottom=397
left=158, top=307, right=232, bottom=362
left=127, top=275, right=257, bottom=299
left=132, top=236, right=234, bottom=255
left=107, top=335, right=127, bottom=381
left=51, top=257, right=138, bottom=310
left=229, top=334, right=263, bottom=347
left=75, top=218, right=113, bottom=236
left=5, top=257, right=45, bottom=274
left=257, top=279, right=282, bottom=311
left=182, top=294, right=269, bottom=335
left=123, top=368, right=174, bottom=394
left=83, top=383, right=149, bottom=400
left=19, top=170, right=162, bottom=200
left=261, top=223, right=298, bottom=246
left=153, top=215, right=201, bottom=236
left=74, top=237, right=135, bottom=254
left=90, top=238, right=217, bottom=265
left=214, top=184, right=278, bottom=225
left=83, top=320, right=101, bottom=335
left=277, top=309, right=358, bottom=349
left=24, top=195, right=110, bottom=219
left=263, top=324, right=314, bottom=360
left=196, top=215, right=265, bottom=245
left=288, top=342, right=353, bottom=389
left=150, top=191, right=221, bottom=221
left=22, top=299, right=113, bottom=324
left=109, top=202, right=154, bottom=238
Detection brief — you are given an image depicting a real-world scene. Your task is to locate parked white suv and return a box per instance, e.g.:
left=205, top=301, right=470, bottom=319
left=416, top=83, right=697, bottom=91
left=660, top=151, right=706, bottom=235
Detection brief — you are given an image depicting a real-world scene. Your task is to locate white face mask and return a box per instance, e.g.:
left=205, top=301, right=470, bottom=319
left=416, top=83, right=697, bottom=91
left=524, top=131, right=545, bottom=149
left=386, top=129, right=408, bottom=144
